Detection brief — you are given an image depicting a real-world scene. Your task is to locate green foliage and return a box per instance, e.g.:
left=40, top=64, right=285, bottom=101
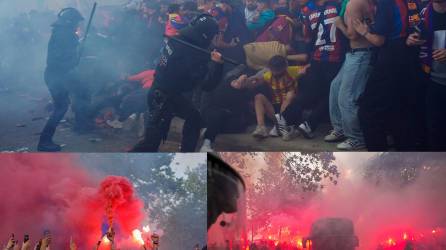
left=78, top=154, right=207, bottom=249
left=219, top=152, right=339, bottom=191
left=364, top=152, right=446, bottom=186
left=161, top=165, right=207, bottom=250
left=283, top=152, right=339, bottom=191
left=219, top=152, right=339, bottom=228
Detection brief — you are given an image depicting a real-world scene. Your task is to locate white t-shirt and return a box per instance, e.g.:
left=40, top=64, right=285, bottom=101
left=430, top=9, right=446, bottom=85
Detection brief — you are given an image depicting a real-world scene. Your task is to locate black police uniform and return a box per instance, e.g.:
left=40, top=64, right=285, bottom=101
left=132, top=15, right=223, bottom=152
left=38, top=8, right=86, bottom=152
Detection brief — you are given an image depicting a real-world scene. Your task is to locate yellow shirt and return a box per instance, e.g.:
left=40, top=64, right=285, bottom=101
left=263, top=66, right=302, bottom=104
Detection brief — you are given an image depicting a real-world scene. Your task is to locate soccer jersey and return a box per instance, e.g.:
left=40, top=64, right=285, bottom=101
left=372, top=0, right=422, bottom=40
left=210, top=7, right=229, bottom=32
left=302, top=1, right=344, bottom=63
left=165, top=13, right=185, bottom=37
left=263, top=66, right=302, bottom=104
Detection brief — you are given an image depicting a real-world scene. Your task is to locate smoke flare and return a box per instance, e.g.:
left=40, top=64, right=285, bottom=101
left=0, top=154, right=145, bottom=249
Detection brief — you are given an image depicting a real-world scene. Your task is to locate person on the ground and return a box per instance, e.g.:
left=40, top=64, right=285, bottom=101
left=248, top=55, right=306, bottom=139
left=199, top=67, right=255, bottom=152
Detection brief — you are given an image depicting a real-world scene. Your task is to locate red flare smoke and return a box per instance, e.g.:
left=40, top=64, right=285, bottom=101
left=98, top=176, right=144, bottom=233
left=0, top=154, right=145, bottom=249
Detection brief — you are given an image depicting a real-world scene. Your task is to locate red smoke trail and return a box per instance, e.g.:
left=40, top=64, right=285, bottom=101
left=97, top=176, right=144, bottom=234
left=0, top=154, right=145, bottom=249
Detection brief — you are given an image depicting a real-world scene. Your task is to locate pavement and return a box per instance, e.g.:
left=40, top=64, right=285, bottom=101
left=0, top=87, right=337, bottom=152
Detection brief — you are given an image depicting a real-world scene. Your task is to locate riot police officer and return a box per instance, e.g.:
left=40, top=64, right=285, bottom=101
left=132, top=14, right=224, bottom=152
left=38, top=8, right=86, bottom=152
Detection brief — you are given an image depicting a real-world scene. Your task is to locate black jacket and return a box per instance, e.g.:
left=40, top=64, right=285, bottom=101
left=152, top=36, right=223, bottom=95
left=46, top=24, right=79, bottom=73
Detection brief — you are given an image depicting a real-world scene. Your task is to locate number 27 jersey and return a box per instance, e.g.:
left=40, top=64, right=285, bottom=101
left=302, top=1, right=344, bottom=63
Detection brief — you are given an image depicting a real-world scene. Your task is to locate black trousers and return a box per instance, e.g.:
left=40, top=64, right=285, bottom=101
left=426, top=79, right=446, bottom=151
left=132, top=89, right=202, bottom=152
left=118, top=88, right=147, bottom=121
left=282, top=61, right=342, bottom=130
left=39, top=70, right=90, bottom=143
left=203, top=107, right=248, bottom=142
left=358, top=39, right=426, bottom=151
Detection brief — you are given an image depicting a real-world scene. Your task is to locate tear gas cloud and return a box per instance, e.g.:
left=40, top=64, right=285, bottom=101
left=0, top=0, right=160, bottom=96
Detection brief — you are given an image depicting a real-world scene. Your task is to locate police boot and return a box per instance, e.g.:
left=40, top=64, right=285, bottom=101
left=37, top=126, right=62, bottom=152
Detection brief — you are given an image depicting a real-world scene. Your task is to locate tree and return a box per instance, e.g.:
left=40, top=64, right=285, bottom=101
left=218, top=152, right=339, bottom=238
left=161, top=165, right=207, bottom=250
left=218, top=152, right=339, bottom=192
left=364, top=153, right=446, bottom=186
left=79, top=153, right=183, bottom=226
left=79, top=154, right=207, bottom=249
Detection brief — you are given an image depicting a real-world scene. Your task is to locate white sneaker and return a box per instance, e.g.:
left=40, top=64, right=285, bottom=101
left=123, top=113, right=137, bottom=131
left=269, top=126, right=280, bottom=137
left=275, top=114, right=289, bottom=135
left=106, top=119, right=124, bottom=129
left=337, top=139, right=366, bottom=151
left=252, top=125, right=268, bottom=139
left=282, top=125, right=299, bottom=141
left=275, top=113, right=286, bottom=126
left=324, top=130, right=345, bottom=142
left=200, top=139, right=214, bottom=152
left=297, top=121, right=314, bottom=139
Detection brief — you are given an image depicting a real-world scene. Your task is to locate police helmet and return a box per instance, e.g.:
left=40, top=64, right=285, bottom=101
left=55, top=8, right=84, bottom=26
left=179, top=14, right=219, bottom=48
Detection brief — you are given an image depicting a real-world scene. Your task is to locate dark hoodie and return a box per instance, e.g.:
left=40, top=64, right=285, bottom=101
left=46, top=23, right=80, bottom=74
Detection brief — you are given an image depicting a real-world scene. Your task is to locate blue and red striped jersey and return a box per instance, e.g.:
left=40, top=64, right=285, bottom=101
left=302, top=1, right=344, bottom=63
left=372, top=0, right=422, bottom=40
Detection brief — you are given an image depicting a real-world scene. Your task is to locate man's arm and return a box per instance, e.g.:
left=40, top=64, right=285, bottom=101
left=4, top=236, right=15, bottom=250
left=352, top=19, right=385, bottom=46
left=287, top=53, right=309, bottom=63
left=39, top=236, right=50, bottom=250
left=199, top=50, right=224, bottom=91
left=337, top=0, right=362, bottom=40
left=354, top=0, right=391, bottom=47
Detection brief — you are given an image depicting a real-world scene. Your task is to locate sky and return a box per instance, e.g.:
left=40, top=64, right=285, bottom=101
left=171, top=153, right=207, bottom=178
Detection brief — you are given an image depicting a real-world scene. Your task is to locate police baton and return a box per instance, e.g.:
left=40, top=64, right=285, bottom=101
left=79, top=2, right=98, bottom=60
left=163, top=34, right=241, bottom=66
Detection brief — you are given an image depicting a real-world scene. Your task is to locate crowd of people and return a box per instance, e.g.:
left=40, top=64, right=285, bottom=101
left=31, top=0, right=445, bottom=152
left=2, top=233, right=80, bottom=250
left=1, top=231, right=168, bottom=250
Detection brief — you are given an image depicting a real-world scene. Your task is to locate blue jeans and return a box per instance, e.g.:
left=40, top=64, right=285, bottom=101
left=329, top=50, right=373, bottom=143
